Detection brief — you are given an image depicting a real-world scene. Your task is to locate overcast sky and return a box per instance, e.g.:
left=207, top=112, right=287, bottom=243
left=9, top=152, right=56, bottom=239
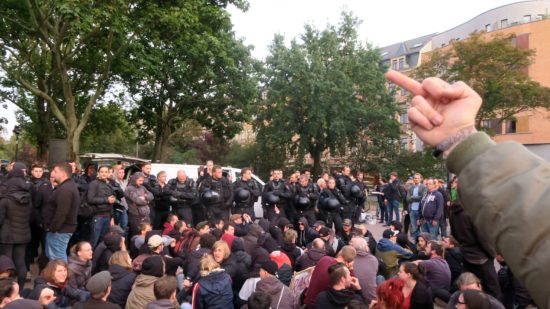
left=2, top=0, right=518, bottom=137
left=227, top=0, right=518, bottom=59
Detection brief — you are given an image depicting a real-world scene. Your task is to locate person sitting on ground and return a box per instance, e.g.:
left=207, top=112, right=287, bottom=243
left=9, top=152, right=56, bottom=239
left=68, top=241, right=93, bottom=291
left=191, top=254, right=233, bottom=309
left=398, top=262, right=433, bottom=309
left=316, top=263, right=363, bottom=309
left=145, top=276, right=179, bottom=309
left=280, top=229, right=302, bottom=266
left=79, top=270, right=120, bottom=309
left=107, top=251, right=137, bottom=308
left=0, top=256, right=16, bottom=281
left=183, top=233, right=216, bottom=285
left=443, top=236, right=463, bottom=291
left=413, top=240, right=451, bottom=302
left=93, top=234, right=124, bottom=274
left=414, top=233, right=432, bottom=260
left=354, top=223, right=377, bottom=255
left=126, top=256, right=165, bottom=309
left=0, top=278, right=56, bottom=309
left=304, top=245, right=357, bottom=308
left=349, top=236, right=379, bottom=304
left=456, top=289, right=493, bottom=309
left=162, top=214, right=178, bottom=236
left=376, top=229, right=413, bottom=278
left=295, top=238, right=326, bottom=272
left=130, top=223, right=152, bottom=259
left=447, top=272, right=504, bottom=309
left=28, top=259, right=90, bottom=307
left=254, top=260, right=297, bottom=309
left=370, top=278, right=405, bottom=309
left=220, top=223, right=237, bottom=250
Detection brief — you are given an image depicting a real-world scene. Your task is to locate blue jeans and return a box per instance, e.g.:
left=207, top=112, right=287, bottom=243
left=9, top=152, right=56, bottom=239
left=409, top=209, right=420, bottom=239
left=91, top=216, right=111, bottom=248
left=114, top=209, right=128, bottom=235
left=439, top=218, right=448, bottom=238
left=421, top=220, right=439, bottom=239
left=45, top=232, right=72, bottom=262
left=387, top=200, right=400, bottom=223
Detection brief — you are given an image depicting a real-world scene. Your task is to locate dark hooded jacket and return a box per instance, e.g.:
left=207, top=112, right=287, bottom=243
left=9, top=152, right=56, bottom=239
left=29, top=277, right=89, bottom=308
left=107, top=264, right=137, bottom=308
left=255, top=275, right=297, bottom=309
left=93, top=234, right=122, bottom=274
left=193, top=269, right=234, bottom=309
left=242, top=224, right=263, bottom=255
left=185, top=247, right=211, bottom=282
left=281, top=241, right=302, bottom=266
left=226, top=238, right=251, bottom=292
left=125, top=173, right=154, bottom=218
left=295, top=247, right=325, bottom=271
left=296, top=217, right=317, bottom=249
left=67, top=255, right=92, bottom=291
left=0, top=163, right=32, bottom=244
left=315, top=287, right=362, bottom=309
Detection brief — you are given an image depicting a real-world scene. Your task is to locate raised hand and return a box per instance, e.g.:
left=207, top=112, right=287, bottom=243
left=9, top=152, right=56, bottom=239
left=385, top=70, right=481, bottom=147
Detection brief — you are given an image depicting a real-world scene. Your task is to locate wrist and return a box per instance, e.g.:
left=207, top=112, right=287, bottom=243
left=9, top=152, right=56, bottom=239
left=433, top=126, right=478, bottom=158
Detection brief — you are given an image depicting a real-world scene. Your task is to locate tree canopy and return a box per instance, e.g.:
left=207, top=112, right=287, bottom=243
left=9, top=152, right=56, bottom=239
left=256, top=12, right=400, bottom=177
left=414, top=32, right=550, bottom=128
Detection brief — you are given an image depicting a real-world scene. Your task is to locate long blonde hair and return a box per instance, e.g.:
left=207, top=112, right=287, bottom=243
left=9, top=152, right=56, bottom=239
left=199, top=253, right=221, bottom=277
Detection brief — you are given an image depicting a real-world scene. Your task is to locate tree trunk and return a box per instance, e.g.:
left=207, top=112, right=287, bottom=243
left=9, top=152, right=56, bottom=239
left=35, top=80, right=51, bottom=162
left=311, top=147, right=323, bottom=181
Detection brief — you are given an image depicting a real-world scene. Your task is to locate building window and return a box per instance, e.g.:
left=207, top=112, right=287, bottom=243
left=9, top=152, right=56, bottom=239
left=501, top=19, right=508, bottom=28
left=485, top=24, right=492, bottom=32
left=482, top=119, right=501, bottom=135
left=391, top=59, right=398, bottom=70
left=505, top=120, right=516, bottom=134
left=523, top=15, right=531, bottom=23
left=398, top=58, right=405, bottom=70
left=400, top=113, right=409, bottom=124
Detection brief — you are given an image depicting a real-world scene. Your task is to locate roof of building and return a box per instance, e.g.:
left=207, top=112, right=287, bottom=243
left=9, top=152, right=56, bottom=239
left=379, top=33, right=437, bottom=61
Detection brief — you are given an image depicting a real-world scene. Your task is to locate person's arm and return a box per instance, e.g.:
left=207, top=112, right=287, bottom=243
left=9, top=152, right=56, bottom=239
left=386, top=70, right=550, bottom=308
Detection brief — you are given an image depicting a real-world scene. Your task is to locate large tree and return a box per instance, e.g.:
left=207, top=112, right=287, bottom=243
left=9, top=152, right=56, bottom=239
left=415, top=32, right=550, bottom=128
left=257, top=12, right=400, bottom=178
left=122, top=0, right=258, bottom=162
left=0, top=0, right=137, bottom=161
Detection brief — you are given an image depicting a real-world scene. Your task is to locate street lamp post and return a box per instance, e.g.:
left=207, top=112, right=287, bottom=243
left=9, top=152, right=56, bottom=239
left=12, top=125, right=21, bottom=161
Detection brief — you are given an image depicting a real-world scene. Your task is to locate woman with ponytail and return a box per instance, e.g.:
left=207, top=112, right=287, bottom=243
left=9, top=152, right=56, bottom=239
left=398, top=262, right=433, bottom=309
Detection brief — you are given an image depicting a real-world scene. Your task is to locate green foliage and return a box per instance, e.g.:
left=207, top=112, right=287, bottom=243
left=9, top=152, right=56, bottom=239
left=121, top=0, right=258, bottom=162
left=80, top=103, right=136, bottom=154
left=388, top=149, right=446, bottom=180
left=415, top=32, right=550, bottom=125
left=257, top=12, right=400, bottom=177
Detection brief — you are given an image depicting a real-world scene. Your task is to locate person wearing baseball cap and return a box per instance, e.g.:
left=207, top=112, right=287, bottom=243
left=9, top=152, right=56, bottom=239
left=337, top=219, right=355, bottom=245
left=376, top=229, right=413, bottom=277
left=255, top=260, right=297, bottom=308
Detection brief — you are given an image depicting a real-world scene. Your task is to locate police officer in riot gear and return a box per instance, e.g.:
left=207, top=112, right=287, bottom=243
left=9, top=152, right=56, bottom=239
left=198, top=165, right=233, bottom=224
left=319, top=177, right=348, bottom=232
left=232, top=167, right=261, bottom=220
left=262, top=169, right=292, bottom=224
left=292, top=174, right=319, bottom=227
left=168, top=170, right=198, bottom=226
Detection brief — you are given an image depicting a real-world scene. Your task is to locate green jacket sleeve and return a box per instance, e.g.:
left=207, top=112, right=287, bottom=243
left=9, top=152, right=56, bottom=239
left=447, top=132, right=550, bottom=309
